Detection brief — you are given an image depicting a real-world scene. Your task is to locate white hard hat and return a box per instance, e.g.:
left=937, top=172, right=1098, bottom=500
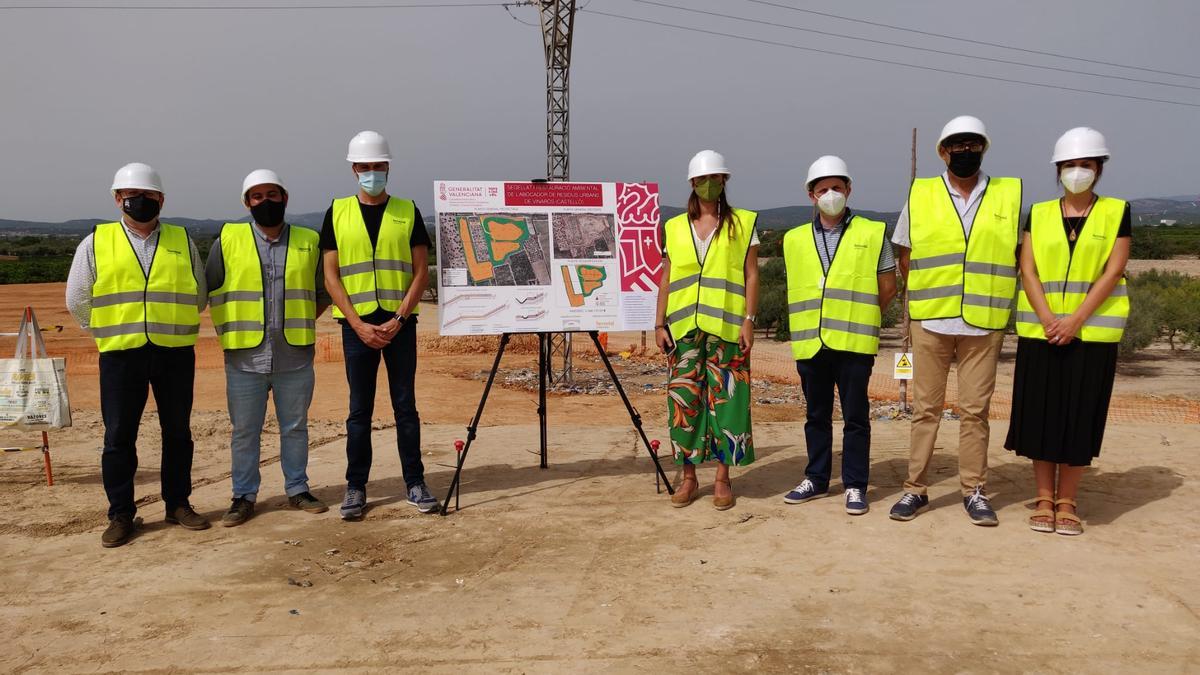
left=241, top=169, right=286, bottom=204
left=806, top=155, right=852, bottom=189
left=687, top=150, right=730, bottom=180
left=1051, top=126, right=1110, bottom=164
left=111, top=162, right=163, bottom=194
left=346, top=130, right=392, bottom=163
left=936, top=115, right=990, bottom=153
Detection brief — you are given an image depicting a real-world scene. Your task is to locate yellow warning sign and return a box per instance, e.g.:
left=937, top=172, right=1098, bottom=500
left=893, top=352, right=914, bottom=380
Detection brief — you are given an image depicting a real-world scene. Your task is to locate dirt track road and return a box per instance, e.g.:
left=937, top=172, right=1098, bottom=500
left=1, top=283, right=1198, bottom=672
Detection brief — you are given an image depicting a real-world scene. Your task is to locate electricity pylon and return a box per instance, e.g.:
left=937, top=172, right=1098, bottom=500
left=539, top=0, right=577, bottom=384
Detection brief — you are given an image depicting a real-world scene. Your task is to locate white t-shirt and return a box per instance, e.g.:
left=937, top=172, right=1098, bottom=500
left=892, top=172, right=992, bottom=337
left=692, top=221, right=760, bottom=264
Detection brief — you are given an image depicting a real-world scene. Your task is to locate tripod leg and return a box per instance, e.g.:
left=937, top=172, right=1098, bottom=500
left=539, top=333, right=548, bottom=469
left=588, top=331, right=675, bottom=495
left=440, top=333, right=510, bottom=515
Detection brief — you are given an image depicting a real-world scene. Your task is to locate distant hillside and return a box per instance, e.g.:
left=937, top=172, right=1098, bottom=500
left=2, top=195, right=1197, bottom=235
left=0, top=213, right=326, bottom=235
left=662, top=205, right=900, bottom=232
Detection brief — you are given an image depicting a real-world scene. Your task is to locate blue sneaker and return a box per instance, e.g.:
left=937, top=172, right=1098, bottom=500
left=340, top=487, right=366, bottom=521
left=889, top=492, right=929, bottom=521
left=783, top=479, right=827, bottom=504
left=845, top=487, right=868, bottom=515
left=407, top=483, right=439, bottom=514
left=963, top=486, right=999, bottom=526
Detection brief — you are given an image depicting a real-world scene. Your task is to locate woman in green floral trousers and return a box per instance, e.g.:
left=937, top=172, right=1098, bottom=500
left=655, top=150, right=759, bottom=510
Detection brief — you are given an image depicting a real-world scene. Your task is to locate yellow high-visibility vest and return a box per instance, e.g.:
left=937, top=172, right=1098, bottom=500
left=209, top=222, right=319, bottom=350
left=330, top=196, right=419, bottom=318
left=1015, top=196, right=1129, bottom=343
left=663, top=209, right=756, bottom=343
left=784, top=216, right=885, bottom=360
left=88, top=221, right=200, bottom=352
left=907, top=176, right=1022, bottom=329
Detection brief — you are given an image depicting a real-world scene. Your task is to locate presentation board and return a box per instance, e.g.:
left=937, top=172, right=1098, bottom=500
left=434, top=181, right=663, bottom=335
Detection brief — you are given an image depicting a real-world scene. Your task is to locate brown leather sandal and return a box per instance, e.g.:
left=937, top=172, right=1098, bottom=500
left=1026, top=495, right=1056, bottom=533
left=713, top=478, right=735, bottom=511
left=671, top=476, right=700, bottom=508
left=1054, top=497, right=1083, bottom=536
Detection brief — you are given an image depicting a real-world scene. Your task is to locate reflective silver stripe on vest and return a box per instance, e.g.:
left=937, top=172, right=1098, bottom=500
left=91, top=322, right=199, bottom=338
left=908, top=284, right=960, bottom=301
left=824, top=288, right=879, bottom=305
left=698, top=276, right=746, bottom=298
left=339, top=261, right=375, bottom=276
left=1014, top=311, right=1040, bottom=324
left=963, top=293, right=1013, bottom=310
left=1042, top=280, right=1093, bottom=294
left=376, top=289, right=409, bottom=301
left=790, top=328, right=820, bottom=341
left=145, top=291, right=198, bottom=305
left=1041, top=281, right=1127, bottom=297
left=666, top=306, right=694, bottom=325
left=909, top=252, right=964, bottom=270
left=964, top=261, right=1018, bottom=278
left=696, top=303, right=743, bottom=326
left=90, top=323, right=146, bottom=338
left=1084, top=315, right=1127, bottom=329
left=348, top=290, right=378, bottom=304
left=375, top=259, right=414, bottom=273
left=821, top=318, right=880, bottom=338
left=148, top=322, right=199, bottom=336
left=208, top=290, right=263, bottom=307
left=283, top=289, right=316, bottom=302
left=788, top=299, right=821, bottom=313
left=283, top=318, right=316, bottom=331
left=668, top=273, right=700, bottom=293
left=213, top=320, right=265, bottom=336
left=91, top=291, right=146, bottom=308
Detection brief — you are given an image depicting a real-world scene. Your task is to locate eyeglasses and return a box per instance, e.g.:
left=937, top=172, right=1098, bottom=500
left=944, top=140, right=985, bottom=154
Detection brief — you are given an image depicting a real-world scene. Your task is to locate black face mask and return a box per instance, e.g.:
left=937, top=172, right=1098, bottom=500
left=947, top=150, right=983, bottom=178
left=249, top=198, right=286, bottom=228
left=122, top=194, right=161, bottom=223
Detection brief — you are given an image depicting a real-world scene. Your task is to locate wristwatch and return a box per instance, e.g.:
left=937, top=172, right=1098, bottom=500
left=744, top=314, right=757, bottom=323
left=394, top=312, right=407, bottom=325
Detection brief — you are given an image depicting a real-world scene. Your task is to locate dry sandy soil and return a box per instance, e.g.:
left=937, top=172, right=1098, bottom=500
left=1, top=283, right=1198, bottom=673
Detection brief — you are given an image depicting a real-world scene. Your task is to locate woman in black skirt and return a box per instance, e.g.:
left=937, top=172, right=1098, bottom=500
left=1007, top=127, right=1131, bottom=536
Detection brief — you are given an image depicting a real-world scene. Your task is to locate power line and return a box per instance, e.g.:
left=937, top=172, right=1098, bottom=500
left=579, top=8, right=1200, bottom=109
left=746, top=0, right=1200, bottom=81
left=0, top=2, right=507, bottom=9
left=634, top=0, right=1200, bottom=92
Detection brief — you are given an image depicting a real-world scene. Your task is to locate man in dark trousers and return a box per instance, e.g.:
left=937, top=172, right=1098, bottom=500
left=321, top=131, right=437, bottom=519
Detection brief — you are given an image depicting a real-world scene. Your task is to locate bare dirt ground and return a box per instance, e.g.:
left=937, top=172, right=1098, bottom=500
left=1, top=283, right=1198, bottom=673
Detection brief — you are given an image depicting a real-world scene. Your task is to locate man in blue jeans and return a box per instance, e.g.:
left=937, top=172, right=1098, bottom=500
left=321, top=131, right=438, bottom=519
left=206, top=170, right=330, bottom=526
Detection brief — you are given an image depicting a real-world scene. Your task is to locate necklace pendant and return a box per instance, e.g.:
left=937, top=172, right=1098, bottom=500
left=1069, top=231, right=1077, bottom=242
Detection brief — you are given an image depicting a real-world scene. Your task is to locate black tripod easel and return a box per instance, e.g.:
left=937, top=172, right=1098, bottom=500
left=440, top=330, right=675, bottom=514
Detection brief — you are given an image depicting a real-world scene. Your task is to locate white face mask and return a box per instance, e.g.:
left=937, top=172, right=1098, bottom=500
left=1060, top=166, right=1096, bottom=194
left=817, top=189, right=847, bottom=216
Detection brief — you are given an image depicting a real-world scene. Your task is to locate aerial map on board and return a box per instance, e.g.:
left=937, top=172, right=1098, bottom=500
left=435, top=181, right=661, bottom=335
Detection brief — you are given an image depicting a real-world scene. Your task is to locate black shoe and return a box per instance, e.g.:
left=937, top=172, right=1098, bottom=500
left=221, top=497, right=255, bottom=527
left=165, top=504, right=211, bottom=530
left=101, top=515, right=137, bottom=548
left=288, top=491, right=328, bottom=514
left=889, top=492, right=930, bottom=521
left=964, top=486, right=999, bottom=526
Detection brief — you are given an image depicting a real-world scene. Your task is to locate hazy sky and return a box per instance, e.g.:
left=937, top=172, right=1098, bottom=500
left=2, top=0, right=1198, bottom=222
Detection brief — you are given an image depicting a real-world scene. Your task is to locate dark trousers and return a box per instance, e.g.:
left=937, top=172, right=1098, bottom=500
left=342, top=312, right=424, bottom=491
left=99, top=344, right=196, bottom=518
left=795, top=348, right=874, bottom=491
